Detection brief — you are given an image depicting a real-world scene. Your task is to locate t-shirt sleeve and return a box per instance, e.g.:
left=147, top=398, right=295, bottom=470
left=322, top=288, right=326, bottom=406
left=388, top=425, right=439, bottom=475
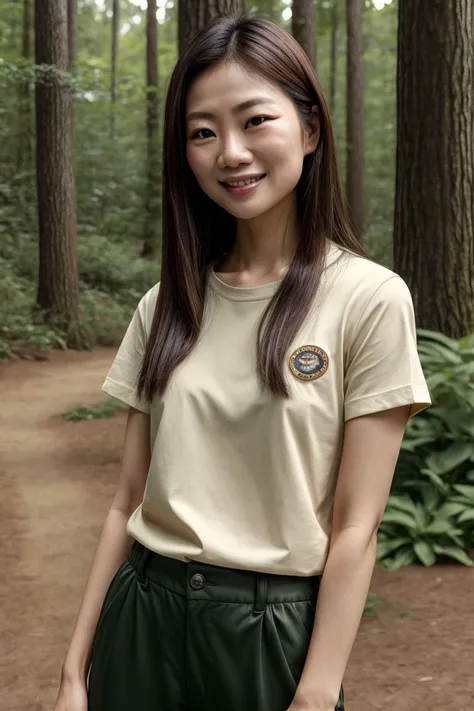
left=101, top=286, right=158, bottom=414
left=344, top=275, right=431, bottom=421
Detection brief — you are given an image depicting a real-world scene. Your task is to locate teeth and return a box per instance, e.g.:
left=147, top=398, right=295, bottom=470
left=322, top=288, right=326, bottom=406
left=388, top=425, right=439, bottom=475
left=226, top=176, right=261, bottom=187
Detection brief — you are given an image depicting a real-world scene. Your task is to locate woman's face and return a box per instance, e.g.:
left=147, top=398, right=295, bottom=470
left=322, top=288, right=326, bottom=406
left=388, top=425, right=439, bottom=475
left=185, top=61, right=319, bottom=221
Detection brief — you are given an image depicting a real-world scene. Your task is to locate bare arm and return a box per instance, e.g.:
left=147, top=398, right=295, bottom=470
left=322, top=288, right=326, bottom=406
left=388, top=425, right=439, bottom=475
left=291, top=405, right=410, bottom=711
left=60, top=406, right=151, bottom=684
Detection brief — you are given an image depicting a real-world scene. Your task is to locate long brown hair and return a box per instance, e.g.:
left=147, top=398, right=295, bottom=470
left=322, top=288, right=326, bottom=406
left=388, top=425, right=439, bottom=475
left=138, top=12, right=364, bottom=403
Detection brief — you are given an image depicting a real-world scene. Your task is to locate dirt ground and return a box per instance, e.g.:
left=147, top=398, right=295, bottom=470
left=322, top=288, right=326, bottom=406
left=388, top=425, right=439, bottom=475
left=0, top=349, right=473, bottom=711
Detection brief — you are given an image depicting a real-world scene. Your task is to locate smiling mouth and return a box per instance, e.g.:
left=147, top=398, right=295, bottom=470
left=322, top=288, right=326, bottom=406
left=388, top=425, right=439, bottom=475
left=220, top=174, right=266, bottom=187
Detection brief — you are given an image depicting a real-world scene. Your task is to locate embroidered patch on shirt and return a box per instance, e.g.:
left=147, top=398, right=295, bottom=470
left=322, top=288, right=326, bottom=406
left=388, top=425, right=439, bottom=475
left=289, top=345, right=329, bottom=381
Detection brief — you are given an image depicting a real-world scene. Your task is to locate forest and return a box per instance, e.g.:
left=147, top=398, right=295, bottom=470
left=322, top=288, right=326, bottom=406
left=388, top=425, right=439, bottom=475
left=1, top=0, right=474, bottom=572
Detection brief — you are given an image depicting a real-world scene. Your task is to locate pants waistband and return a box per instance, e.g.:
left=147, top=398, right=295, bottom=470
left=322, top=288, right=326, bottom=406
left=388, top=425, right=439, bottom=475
left=128, top=542, right=320, bottom=611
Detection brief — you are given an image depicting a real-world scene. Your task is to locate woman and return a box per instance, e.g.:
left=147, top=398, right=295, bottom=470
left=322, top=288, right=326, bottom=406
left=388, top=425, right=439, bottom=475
left=55, top=13, right=431, bottom=711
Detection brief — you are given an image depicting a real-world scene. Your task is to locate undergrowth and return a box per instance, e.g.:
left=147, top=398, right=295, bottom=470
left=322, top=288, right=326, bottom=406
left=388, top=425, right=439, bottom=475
left=0, top=230, right=158, bottom=357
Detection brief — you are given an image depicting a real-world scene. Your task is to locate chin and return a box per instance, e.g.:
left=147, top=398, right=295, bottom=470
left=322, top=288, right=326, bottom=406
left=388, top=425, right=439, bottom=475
left=210, top=192, right=279, bottom=220
left=222, top=203, right=270, bottom=220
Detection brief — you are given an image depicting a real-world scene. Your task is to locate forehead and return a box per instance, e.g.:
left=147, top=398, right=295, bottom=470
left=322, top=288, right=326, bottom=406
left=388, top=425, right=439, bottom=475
left=186, top=61, right=287, bottom=115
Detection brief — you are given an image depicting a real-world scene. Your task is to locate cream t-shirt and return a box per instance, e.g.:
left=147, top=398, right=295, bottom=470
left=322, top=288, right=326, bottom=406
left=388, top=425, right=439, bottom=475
left=102, top=243, right=431, bottom=576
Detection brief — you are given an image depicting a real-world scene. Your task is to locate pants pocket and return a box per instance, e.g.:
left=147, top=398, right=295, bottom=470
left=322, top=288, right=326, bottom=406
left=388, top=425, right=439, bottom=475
left=93, top=561, right=130, bottom=641
left=271, top=601, right=345, bottom=711
left=88, top=561, right=135, bottom=708
left=269, top=600, right=313, bottom=686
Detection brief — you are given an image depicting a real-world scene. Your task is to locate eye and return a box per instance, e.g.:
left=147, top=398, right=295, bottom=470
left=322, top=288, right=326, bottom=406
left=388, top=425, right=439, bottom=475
left=246, top=115, right=273, bottom=128
left=190, top=128, right=215, bottom=140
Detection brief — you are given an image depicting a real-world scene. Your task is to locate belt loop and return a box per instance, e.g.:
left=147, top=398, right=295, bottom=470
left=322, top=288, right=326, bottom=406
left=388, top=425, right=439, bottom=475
left=253, top=573, right=268, bottom=614
left=136, top=544, right=154, bottom=590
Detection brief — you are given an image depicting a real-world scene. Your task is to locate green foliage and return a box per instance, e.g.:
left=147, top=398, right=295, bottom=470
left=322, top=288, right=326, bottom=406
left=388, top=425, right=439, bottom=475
left=363, top=591, right=384, bottom=616
left=0, top=232, right=158, bottom=356
left=0, top=256, right=67, bottom=356
left=62, top=398, right=128, bottom=421
left=378, top=330, right=474, bottom=570
left=78, top=234, right=158, bottom=299
left=377, top=489, right=473, bottom=570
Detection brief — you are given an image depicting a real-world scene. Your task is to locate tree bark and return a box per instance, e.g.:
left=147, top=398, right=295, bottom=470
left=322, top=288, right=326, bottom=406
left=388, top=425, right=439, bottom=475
left=67, top=0, right=77, bottom=71
left=17, top=0, right=34, bottom=172
left=110, top=0, right=119, bottom=138
left=142, top=0, right=161, bottom=257
left=178, top=0, right=245, bottom=55
left=292, top=0, right=316, bottom=68
left=35, top=0, right=82, bottom=342
left=346, top=0, right=365, bottom=239
left=329, top=0, right=338, bottom=114
left=394, top=0, right=474, bottom=338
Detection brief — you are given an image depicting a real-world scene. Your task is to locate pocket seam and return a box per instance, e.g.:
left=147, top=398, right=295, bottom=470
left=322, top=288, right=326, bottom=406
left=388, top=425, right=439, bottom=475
left=94, top=561, right=129, bottom=639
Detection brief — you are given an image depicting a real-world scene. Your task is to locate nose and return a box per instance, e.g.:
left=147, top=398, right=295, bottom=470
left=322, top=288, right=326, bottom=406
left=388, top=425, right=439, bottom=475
left=217, top=133, right=252, bottom=170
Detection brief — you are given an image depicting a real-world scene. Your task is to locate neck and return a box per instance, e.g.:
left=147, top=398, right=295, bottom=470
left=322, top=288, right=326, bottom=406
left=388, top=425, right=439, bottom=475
left=228, top=194, right=298, bottom=276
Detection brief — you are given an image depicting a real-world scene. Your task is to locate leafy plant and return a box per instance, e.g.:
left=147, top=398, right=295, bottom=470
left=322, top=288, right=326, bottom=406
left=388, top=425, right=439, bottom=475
left=62, top=398, right=127, bottom=421
left=378, top=330, right=474, bottom=570
left=445, top=472, right=474, bottom=550
left=378, top=488, right=473, bottom=570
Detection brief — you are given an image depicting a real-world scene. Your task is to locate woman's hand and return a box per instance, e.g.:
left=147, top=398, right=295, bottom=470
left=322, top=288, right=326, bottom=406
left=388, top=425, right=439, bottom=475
left=53, top=676, right=88, bottom=711
left=287, top=686, right=339, bottom=711
left=287, top=701, right=334, bottom=711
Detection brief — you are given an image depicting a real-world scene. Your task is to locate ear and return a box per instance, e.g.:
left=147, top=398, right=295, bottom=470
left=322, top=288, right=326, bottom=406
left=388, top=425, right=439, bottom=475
left=303, top=105, right=320, bottom=156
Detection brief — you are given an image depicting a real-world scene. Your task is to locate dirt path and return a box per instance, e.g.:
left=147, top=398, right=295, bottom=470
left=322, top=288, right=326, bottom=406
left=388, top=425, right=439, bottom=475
left=0, top=350, right=473, bottom=711
left=0, top=349, right=122, bottom=711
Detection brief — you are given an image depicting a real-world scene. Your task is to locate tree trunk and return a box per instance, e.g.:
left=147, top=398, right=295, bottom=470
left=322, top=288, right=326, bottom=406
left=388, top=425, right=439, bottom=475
left=178, top=0, right=245, bottom=55
left=17, top=0, right=34, bottom=172
left=35, top=0, right=82, bottom=342
left=67, top=0, right=77, bottom=71
left=329, top=0, right=338, bottom=114
left=110, top=0, right=119, bottom=138
left=394, top=0, right=474, bottom=338
left=292, top=0, right=316, bottom=68
left=346, top=0, right=365, bottom=239
left=142, top=0, right=161, bottom=257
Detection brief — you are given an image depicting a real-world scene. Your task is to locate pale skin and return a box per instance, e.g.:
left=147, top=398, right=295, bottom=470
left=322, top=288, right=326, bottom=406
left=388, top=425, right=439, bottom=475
left=56, top=60, right=410, bottom=710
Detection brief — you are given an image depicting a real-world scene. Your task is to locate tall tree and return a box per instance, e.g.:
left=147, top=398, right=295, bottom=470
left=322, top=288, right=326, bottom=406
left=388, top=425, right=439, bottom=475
left=292, top=0, right=316, bottom=68
left=110, top=0, right=119, bottom=138
left=17, top=0, right=34, bottom=172
left=346, top=0, right=365, bottom=239
left=142, top=0, right=161, bottom=257
left=179, top=0, right=245, bottom=54
left=68, top=0, right=77, bottom=71
left=35, top=0, right=82, bottom=341
left=394, top=1, right=474, bottom=337
left=329, top=0, right=339, bottom=114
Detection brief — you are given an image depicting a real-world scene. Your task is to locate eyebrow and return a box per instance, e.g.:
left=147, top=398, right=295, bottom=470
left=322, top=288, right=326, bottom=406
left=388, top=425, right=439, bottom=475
left=187, top=97, right=276, bottom=122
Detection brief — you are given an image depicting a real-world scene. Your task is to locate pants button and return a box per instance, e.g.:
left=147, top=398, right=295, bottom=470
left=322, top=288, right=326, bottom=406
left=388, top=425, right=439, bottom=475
left=190, top=573, right=205, bottom=590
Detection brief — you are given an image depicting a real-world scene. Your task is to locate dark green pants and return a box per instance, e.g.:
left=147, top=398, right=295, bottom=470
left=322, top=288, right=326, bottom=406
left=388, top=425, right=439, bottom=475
left=88, top=541, right=345, bottom=711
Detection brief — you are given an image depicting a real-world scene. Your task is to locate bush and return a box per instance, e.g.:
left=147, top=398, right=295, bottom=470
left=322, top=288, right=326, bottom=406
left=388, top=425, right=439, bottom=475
left=0, top=256, right=67, bottom=355
left=78, top=234, right=158, bottom=300
left=0, top=233, right=159, bottom=356
left=378, top=331, right=474, bottom=570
